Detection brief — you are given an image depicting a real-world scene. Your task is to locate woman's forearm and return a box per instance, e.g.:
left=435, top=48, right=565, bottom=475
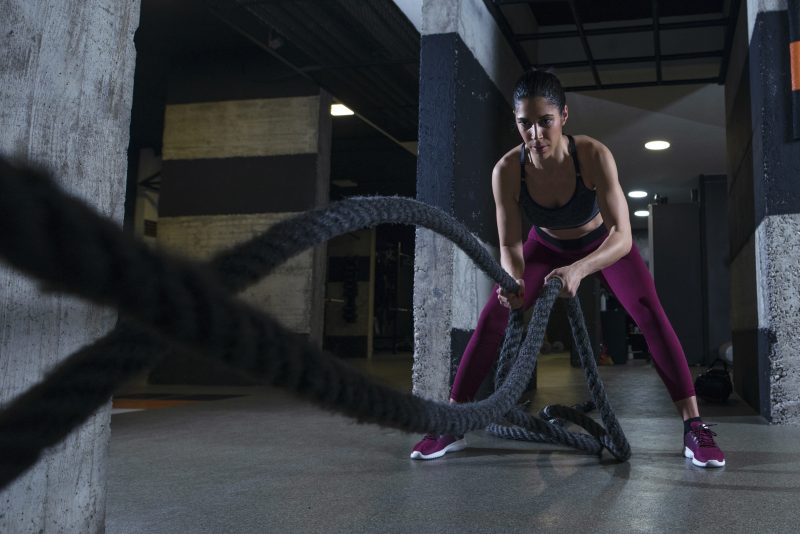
left=500, top=243, right=525, bottom=281
left=572, top=226, right=631, bottom=277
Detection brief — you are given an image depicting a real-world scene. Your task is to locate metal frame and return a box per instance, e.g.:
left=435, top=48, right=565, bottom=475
left=482, top=0, right=741, bottom=91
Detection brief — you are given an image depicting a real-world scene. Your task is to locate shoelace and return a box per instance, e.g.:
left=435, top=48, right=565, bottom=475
left=692, top=423, right=719, bottom=448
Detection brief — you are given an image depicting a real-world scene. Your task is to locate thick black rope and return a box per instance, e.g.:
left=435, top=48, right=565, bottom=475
left=0, top=158, right=629, bottom=489
left=486, top=298, right=631, bottom=458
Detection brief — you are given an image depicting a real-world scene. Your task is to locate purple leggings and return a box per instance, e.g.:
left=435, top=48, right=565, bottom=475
left=451, top=225, right=695, bottom=403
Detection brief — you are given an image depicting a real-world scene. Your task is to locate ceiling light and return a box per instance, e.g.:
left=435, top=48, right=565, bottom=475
left=628, top=190, right=647, bottom=198
left=634, top=210, right=650, bottom=217
left=644, top=140, right=670, bottom=150
left=330, top=103, right=354, bottom=116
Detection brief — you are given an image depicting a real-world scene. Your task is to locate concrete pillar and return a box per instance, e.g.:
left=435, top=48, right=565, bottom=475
left=725, top=0, right=800, bottom=422
left=148, top=59, right=331, bottom=383
left=0, top=1, right=139, bottom=532
left=412, top=0, right=521, bottom=401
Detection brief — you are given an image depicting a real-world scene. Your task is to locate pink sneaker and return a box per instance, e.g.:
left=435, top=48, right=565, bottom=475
left=409, top=434, right=467, bottom=460
left=684, top=422, right=726, bottom=467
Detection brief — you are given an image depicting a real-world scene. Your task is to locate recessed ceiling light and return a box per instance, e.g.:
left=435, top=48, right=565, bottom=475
left=628, top=190, right=647, bottom=198
left=634, top=210, right=650, bottom=217
left=330, top=103, right=355, bottom=116
left=644, top=140, right=670, bottom=150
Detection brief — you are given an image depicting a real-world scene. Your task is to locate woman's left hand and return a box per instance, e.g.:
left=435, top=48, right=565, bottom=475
left=544, top=264, right=585, bottom=298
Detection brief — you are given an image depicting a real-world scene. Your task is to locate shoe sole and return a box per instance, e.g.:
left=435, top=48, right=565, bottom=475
left=684, top=446, right=725, bottom=467
left=410, top=438, right=467, bottom=460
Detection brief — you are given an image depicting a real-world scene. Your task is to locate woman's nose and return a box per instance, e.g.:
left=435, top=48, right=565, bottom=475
left=531, top=125, right=542, bottom=139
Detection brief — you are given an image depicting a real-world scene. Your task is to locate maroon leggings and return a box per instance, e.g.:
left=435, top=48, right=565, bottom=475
left=450, top=225, right=695, bottom=403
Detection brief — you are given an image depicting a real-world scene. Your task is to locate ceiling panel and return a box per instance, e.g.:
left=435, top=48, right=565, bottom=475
left=485, top=0, right=740, bottom=91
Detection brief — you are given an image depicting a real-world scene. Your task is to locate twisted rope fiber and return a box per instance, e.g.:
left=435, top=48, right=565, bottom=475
left=486, top=297, right=631, bottom=458
left=0, top=158, right=629, bottom=489
left=0, top=159, right=536, bottom=486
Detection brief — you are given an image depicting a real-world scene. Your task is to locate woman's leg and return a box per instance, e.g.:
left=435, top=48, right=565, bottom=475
left=596, top=245, right=725, bottom=467
left=595, top=244, right=696, bottom=405
left=449, top=234, right=562, bottom=402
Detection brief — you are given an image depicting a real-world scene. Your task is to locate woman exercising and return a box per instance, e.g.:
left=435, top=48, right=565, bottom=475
left=410, top=70, right=725, bottom=467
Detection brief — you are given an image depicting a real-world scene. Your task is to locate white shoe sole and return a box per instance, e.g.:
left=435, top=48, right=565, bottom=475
left=684, top=446, right=726, bottom=467
left=410, top=438, right=467, bottom=460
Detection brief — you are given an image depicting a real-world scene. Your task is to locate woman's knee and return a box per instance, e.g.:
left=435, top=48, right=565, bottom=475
left=629, top=296, right=663, bottom=330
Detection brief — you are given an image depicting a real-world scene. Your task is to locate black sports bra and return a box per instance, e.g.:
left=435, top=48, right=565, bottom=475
left=518, top=135, right=600, bottom=230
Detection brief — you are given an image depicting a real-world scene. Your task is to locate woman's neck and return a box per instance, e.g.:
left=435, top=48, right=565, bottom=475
left=527, top=135, right=569, bottom=171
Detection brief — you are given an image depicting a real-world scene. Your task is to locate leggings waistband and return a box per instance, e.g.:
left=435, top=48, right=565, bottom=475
left=534, top=224, right=608, bottom=251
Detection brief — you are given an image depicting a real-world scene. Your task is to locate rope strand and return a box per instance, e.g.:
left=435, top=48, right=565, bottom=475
left=0, top=157, right=630, bottom=490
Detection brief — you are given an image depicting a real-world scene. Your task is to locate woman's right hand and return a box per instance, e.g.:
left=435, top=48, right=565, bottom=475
left=497, top=278, right=525, bottom=309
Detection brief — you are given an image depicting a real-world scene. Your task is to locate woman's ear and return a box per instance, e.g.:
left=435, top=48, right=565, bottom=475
left=562, top=104, right=569, bottom=126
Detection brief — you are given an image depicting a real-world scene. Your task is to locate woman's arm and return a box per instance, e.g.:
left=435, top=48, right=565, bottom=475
left=492, top=159, right=526, bottom=309
left=546, top=139, right=632, bottom=296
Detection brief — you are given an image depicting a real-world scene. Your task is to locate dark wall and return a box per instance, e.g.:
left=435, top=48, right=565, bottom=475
left=160, top=155, right=318, bottom=215
left=649, top=203, right=704, bottom=365
left=330, top=128, right=417, bottom=199
left=700, top=175, right=731, bottom=364
left=166, top=51, right=319, bottom=105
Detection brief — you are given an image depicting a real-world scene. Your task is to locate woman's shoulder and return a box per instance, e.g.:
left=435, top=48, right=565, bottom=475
left=493, top=144, right=524, bottom=175
left=571, top=134, right=613, bottom=164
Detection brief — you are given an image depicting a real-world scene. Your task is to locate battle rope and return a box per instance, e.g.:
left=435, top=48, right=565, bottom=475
left=0, top=157, right=629, bottom=489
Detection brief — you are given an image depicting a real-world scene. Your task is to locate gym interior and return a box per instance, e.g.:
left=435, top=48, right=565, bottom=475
left=2, top=0, right=800, bottom=532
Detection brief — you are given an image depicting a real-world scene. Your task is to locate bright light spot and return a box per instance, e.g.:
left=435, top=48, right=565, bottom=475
left=628, top=190, right=648, bottom=198
left=330, top=103, right=354, bottom=116
left=644, top=140, right=670, bottom=150
left=634, top=210, right=650, bottom=217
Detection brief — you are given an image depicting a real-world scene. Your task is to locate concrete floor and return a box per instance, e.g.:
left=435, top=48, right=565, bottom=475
left=106, top=355, right=800, bottom=533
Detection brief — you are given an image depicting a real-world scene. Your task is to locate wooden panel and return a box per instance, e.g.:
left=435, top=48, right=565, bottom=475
left=162, top=96, right=320, bottom=160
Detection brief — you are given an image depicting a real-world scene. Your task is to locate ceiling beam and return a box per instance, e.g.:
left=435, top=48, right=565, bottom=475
left=543, top=50, right=723, bottom=70
left=718, top=0, right=742, bottom=83
left=516, top=17, right=730, bottom=41
left=652, top=0, right=662, bottom=83
left=481, top=0, right=532, bottom=69
left=565, top=76, right=719, bottom=92
left=567, top=0, right=601, bottom=88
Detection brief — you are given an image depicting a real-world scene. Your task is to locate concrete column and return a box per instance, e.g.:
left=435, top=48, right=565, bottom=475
left=412, top=0, right=520, bottom=401
left=149, top=61, right=331, bottom=384
left=0, top=1, right=139, bottom=532
left=725, top=0, right=800, bottom=422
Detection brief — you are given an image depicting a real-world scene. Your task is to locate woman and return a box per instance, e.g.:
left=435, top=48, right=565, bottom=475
left=410, top=70, right=725, bottom=467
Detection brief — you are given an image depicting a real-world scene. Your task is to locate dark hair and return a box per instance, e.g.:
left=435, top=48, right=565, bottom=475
left=512, top=69, right=566, bottom=114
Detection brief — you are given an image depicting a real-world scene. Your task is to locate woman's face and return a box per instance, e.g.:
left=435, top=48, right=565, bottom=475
left=514, top=96, right=568, bottom=159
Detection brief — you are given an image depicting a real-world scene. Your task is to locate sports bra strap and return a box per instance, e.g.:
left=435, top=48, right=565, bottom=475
left=567, top=135, right=582, bottom=178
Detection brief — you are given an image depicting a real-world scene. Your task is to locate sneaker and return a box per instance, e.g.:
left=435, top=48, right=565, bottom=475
left=684, top=422, right=726, bottom=467
left=409, top=434, right=467, bottom=460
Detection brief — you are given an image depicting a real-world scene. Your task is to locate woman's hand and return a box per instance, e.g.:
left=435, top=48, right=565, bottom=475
left=497, top=279, right=525, bottom=309
left=545, top=264, right=585, bottom=298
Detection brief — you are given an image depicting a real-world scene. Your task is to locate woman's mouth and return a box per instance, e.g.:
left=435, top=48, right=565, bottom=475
left=532, top=144, right=547, bottom=153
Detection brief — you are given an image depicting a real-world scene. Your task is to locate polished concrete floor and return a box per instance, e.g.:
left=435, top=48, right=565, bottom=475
left=106, top=355, right=800, bottom=533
